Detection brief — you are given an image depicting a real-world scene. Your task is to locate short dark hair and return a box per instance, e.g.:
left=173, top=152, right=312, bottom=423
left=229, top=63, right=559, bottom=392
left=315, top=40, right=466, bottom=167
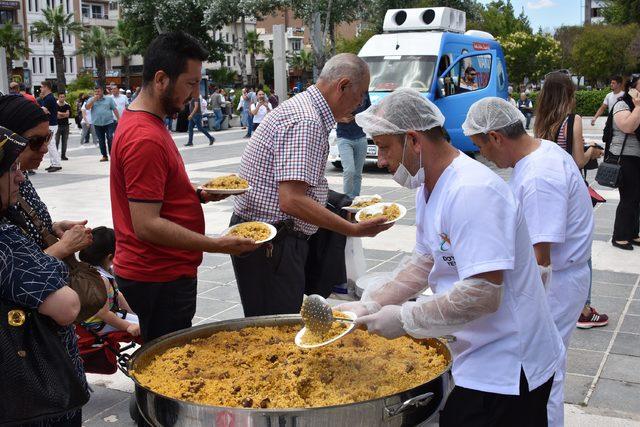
left=79, top=226, right=115, bottom=266
left=419, top=126, right=448, bottom=142
left=465, top=67, right=476, bottom=74
left=478, top=120, right=527, bottom=142
left=41, top=81, right=52, bottom=90
left=142, top=32, right=208, bottom=85
left=611, top=76, right=623, bottom=84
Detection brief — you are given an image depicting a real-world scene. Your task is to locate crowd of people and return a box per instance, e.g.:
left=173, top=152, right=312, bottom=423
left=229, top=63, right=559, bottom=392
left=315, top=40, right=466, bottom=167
left=1, top=28, right=639, bottom=427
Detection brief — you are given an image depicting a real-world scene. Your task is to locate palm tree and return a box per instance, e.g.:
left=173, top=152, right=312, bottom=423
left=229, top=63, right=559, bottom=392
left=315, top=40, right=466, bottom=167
left=288, top=49, right=314, bottom=85
left=76, top=26, right=118, bottom=89
left=31, top=6, right=84, bottom=92
left=113, top=21, right=140, bottom=89
left=245, top=30, right=263, bottom=86
left=0, top=24, right=31, bottom=86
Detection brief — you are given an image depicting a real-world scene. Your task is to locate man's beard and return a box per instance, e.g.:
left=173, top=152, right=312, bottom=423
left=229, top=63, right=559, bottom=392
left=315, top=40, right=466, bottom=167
left=159, top=83, right=184, bottom=116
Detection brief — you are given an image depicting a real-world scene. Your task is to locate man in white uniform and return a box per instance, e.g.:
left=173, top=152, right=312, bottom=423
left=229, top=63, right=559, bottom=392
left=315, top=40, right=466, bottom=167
left=462, top=97, right=593, bottom=427
left=337, top=88, right=563, bottom=426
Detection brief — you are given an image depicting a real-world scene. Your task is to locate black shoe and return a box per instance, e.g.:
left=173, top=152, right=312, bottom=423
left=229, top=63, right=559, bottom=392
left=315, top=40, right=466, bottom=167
left=61, top=157, right=69, bottom=161
left=612, top=240, right=634, bottom=250
left=47, top=166, right=62, bottom=173
left=243, top=135, right=251, bottom=139
left=184, top=143, right=193, bottom=147
left=209, top=138, right=215, bottom=145
left=630, top=239, right=640, bottom=247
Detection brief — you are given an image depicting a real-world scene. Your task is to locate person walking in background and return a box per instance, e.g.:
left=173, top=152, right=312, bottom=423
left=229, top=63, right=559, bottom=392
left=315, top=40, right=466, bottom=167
left=108, top=83, right=128, bottom=128
left=8, top=81, right=20, bottom=94
left=336, top=92, right=371, bottom=198
left=609, top=74, right=640, bottom=251
left=55, top=92, right=71, bottom=161
left=86, top=86, right=119, bottom=162
left=80, top=95, right=98, bottom=145
left=209, top=87, right=224, bottom=131
left=591, top=76, right=624, bottom=126
left=517, top=92, right=534, bottom=129
left=186, top=94, right=215, bottom=146
left=75, top=93, right=84, bottom=129
left=242, top=85, right=256, bottom=138
left=534, top=71, right=608, bottom=330
left=249, top=90, right=272, bottom=132
left=37, top=81, right=62, bottom=172
left=19, top=83, right=38, bottom=104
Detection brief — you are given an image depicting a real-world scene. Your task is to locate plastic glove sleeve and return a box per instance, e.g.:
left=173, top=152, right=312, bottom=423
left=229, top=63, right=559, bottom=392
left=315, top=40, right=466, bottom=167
left=361, top=252, right=434, bottom=306
left=401, top=278, right=503, bottom=339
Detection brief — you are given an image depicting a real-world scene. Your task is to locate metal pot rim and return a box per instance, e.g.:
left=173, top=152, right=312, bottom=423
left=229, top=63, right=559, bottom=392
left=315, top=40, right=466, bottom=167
left=128, top=314, right=453, bottom=413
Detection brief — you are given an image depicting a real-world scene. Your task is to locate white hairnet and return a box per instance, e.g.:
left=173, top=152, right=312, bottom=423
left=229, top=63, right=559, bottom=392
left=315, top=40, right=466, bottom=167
left=462, top=97, right=526, bottom=136
left=355, top=88, right=445, bottom=137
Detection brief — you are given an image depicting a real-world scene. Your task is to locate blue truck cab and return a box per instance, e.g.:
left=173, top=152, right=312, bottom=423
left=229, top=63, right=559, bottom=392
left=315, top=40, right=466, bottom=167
left=329, top=7, right=509, bottom=165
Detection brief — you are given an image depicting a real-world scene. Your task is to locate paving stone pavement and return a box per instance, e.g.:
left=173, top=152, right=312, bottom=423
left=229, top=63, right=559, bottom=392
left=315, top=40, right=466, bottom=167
left=29, top=119, right=639, bottom=426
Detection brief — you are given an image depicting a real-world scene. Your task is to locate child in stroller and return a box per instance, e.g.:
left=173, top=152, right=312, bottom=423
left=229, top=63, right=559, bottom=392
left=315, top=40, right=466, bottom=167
left=77, top=227, right=142, bottom=374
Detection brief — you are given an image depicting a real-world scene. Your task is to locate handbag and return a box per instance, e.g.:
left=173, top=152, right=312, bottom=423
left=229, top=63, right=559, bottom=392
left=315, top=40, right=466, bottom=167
left=16, top=196, right=107, bottom=323
left=0, top=299, right=89, bottom=425
left=595, top=134, right=628, bottom=188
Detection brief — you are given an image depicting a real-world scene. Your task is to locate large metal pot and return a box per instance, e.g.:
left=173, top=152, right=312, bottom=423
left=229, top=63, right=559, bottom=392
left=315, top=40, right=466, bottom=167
left=126, top=315, right=453, bottom=427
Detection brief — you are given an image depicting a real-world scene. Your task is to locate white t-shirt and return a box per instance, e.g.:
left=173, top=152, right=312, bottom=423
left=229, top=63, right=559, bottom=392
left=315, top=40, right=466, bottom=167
left=251, top=101, right=272, bottom=123
left=603, top=91, right=623, bottom=112
left=108, top=94, right=128, bottom=117
left=509, top=140, right=593, bottom=270
left=81, top=102, right=92, bottom=125
left=415, top=152, right=563, bottom=395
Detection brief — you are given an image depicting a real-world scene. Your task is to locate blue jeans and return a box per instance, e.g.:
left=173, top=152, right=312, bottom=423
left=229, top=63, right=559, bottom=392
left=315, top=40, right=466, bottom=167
left=246, top=112, right=254, bottom=136
left=94, top=123, right=114, bottom=157
left=240, top=109, right=248, bottom=127
left=188, top=113, right=214, bottom=145
left=212, top=109, right=223, bottom=130
left=337, top=136, right=368, bottom=198
left=164, top=116, right=173, bottom=130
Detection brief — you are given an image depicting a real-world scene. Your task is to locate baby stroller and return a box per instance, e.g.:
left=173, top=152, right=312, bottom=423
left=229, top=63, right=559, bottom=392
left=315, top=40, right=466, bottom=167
left=76, top=311, right=143, bottom=375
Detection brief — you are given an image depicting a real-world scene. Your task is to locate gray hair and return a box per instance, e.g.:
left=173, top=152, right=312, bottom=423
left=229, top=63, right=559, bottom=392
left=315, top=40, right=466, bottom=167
left=318, top=53, right=369, bottom=83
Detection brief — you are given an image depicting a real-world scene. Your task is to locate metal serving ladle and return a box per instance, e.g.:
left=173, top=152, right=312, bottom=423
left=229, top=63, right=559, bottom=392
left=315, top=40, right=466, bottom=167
left=300, top=294, right=354, bottom=334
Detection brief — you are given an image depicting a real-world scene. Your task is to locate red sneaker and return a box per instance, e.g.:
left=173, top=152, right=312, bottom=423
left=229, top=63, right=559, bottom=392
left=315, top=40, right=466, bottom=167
left=577, top=307, right=609, bottom=329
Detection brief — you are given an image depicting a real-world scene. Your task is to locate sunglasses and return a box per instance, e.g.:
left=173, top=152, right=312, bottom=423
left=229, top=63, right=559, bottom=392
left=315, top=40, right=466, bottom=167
left=27, top=131, right=53, bottom=150
left=544, top=69, right=571, bottom=79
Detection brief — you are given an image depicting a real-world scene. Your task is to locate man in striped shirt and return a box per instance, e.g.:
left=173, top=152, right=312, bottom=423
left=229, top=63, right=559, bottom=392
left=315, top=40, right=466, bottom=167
left=232, top=53, right=392, bottom=316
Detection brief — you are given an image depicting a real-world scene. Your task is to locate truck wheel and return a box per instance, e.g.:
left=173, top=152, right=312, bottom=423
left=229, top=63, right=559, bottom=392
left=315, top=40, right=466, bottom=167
left=332, top=161, right=343, bottom=169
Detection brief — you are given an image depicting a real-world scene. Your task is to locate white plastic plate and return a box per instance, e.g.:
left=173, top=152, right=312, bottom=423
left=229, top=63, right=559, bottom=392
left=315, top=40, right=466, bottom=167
left=295, top=311, right=357, bottom=349
left=355, top=202, right=407, bottom=225
left=198, top=185, right=252, bottom=195
left=221, top=222, right=277, bottom=244
left=342, top=194, right=382, bottom=213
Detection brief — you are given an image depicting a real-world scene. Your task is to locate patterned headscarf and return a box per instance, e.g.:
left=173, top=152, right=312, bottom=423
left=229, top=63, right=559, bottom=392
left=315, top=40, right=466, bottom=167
left=0, top=126, right=28, bottom=175
left=0, top=94, right=49, bottom=134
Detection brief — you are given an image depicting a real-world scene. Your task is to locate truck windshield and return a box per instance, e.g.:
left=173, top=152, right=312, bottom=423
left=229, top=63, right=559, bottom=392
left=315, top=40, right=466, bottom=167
left=363, top=55, right=438, bottom=92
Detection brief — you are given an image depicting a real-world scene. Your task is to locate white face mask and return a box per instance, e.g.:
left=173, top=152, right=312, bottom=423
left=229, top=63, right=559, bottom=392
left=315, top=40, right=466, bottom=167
left=393, top=135, right=425, bottom=189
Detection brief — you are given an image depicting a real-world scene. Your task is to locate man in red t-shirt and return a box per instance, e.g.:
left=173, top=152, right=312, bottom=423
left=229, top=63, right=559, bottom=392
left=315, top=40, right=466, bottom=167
left=110, top=32, right=258, bottom=342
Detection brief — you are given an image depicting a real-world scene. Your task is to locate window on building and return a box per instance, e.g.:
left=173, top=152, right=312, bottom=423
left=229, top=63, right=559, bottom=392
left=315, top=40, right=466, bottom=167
left=232, top=34, right=236, bottom=42
left=91, top=4, right=104, bottom=19
left=66, top=0, right=70, bottom=12
left=35, top=0, right=39, bottom=12
left=83, top=56, right=94, bottom=69
left=50, top=57, right=54, bottom=73
left=109, top=1, right=118, bottom=10
left=28, top=0, right=32, bottom=12
left=227, top=56, right=231, bottom=67
left=291, top=39, right=301, bottom=52
left=46, top=0, right=50, bottom=7
left=38, top=57, right=43, bottom=74
left=32, top=57, right=36, bottom=73
left=269, top=40, right=273, bottom=50
left=233, top=56, right=236, bottom=66
left=69, top=57, right=74, bottom=74
left=225, top=33, right=229, bottom=42
left=81, top=4, right=89, bottom=17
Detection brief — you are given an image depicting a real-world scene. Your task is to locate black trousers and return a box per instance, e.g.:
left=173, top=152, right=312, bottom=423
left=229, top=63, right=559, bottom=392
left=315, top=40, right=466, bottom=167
left=55, top=124, right=69, bottom=158
left=230, top=214, right=309, bottom=317
left=613, top=155, right=640, bottom=241
left=115, top=275, right=197, bottom=342
left=440, top=369, right=554, bottom=427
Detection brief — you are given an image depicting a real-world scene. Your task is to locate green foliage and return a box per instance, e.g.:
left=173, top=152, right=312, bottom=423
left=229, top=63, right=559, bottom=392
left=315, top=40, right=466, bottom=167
left=571, top=24, right=639, bottom=83
left=65, top=73, right=95, bottom=92
left=76, top=26, right=119, bottom=89
left=336, top=28, right=377, bottom=54
left=478, top=0, right=531, bottom=38
left=554, top=26, right=583, bottom=69
left=498, top=32, right=561, bottom=85
left=602, top=0, right=640, bottom=25
left=525, top=89, right=610, bottom=116
left=207, top=68, right=238, bottom=86
left=0, top=23, right=31, bottom=84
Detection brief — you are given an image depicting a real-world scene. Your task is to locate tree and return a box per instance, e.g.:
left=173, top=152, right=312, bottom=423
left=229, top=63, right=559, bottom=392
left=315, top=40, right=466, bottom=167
left=245, top=30, right=263, bottom=85
left=498, top=31, right=561, bottom=85
left=30, top=6, right=84, bottom=92
left=76, top=26, right=118, bottom=89
left=0, top=24, right=31, bottom=86
left=288, top=49, right=314, bottom=85
left=204, top=0, right=284, bottom=86
left=602, top=0, right=640, bottom=25
left=478, top=0, right=531, bottom=38
left=571, top=24, right=640, bottom=84
left=554, top=26, right=583, bottom=70
left=113, top=21, right=141, bottom=89
left=120, top=0, right=229, bottom=64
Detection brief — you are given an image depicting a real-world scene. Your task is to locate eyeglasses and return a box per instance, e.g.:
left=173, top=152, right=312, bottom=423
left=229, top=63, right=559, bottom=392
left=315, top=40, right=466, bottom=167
left=27, top=131, right=53, bottom=150
left=469, top=73, right=477, bottom=77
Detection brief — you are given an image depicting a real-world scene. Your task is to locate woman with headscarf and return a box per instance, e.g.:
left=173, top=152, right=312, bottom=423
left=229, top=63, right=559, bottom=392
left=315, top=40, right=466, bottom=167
left=0, top=106, right=89, bottom=425
left=1, top=94, right=93, bottom=259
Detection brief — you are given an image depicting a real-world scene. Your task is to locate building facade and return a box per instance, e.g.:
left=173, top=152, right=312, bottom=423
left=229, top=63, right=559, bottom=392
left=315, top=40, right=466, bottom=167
left=584, top=0, right=606, bottom=25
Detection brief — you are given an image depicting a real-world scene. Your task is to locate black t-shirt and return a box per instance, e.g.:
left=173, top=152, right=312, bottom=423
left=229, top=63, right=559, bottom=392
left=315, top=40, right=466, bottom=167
left=38, top=93, right=58, bottom=126
left=57, top=102, right=71, bottom=126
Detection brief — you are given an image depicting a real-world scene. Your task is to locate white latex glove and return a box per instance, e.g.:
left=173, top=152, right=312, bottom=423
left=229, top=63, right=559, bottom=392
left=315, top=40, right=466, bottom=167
left=539, top=265, right=552, bottom=292
left=355, top=305, right=405, bottom=339
left=362, top=252, right=434, bottom=306
left=333, top=300, right=381, bottom=317
left=401, top=278, right=503, bottom=339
